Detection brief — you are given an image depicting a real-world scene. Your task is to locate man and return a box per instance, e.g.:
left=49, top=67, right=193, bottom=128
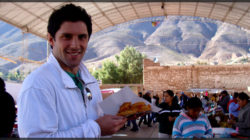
left=218, top=90, right=230, bottom=113
left=0, top=78, right=16, bottom=137
left=138, top=92, right=142, bottom=98
left=172, top=97, right=213, bottom=138
left=138, top=91, right=152, bottom=127
left=179, top=91, right=189, bottom=109
left=18, top=4, right=126, bottom=138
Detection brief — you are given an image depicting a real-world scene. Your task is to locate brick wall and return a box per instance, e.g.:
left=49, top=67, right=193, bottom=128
left=143, top=59, right=250, bottom=95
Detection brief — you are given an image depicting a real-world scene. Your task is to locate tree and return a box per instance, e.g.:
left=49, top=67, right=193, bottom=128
left=93, top=45, right=145, bottom=84
left=116, top=46, right=145, bottom=83
left=7, top=72, right=16, bottom=81
left=7, top=70, right=25, bottom=82
left=98, top=60, right=120, bottom=84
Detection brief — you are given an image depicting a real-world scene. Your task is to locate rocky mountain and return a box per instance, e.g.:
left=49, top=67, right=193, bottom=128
left=0, top=16, right=249, bottom=75
left=200, top=23, right=250, bottom=63
left=0, top=22, right=47, bottom=74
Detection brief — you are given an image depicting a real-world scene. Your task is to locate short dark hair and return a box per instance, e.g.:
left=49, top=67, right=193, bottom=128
left=233, top=92, right=239, bottom=99
left=47, top=4, right=92, bottom=39
left=204, top=96, right=209, bottom=101
left=238, top=92, right=249, bottom=101
left=186, top=97, right=202, bottom=109
left=163, top=90, right=174, bottom=97
left=221, top=90, right=228, bottom=95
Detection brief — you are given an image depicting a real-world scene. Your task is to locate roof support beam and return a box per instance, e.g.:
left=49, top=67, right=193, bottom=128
left=178, top=2, right=181, bottom=15
left=12, top=3, right=47, bottom=24
left=208, top=2, right=216, bottom=18
left=193, top=2, right=199, bottom=17
left=92, top=20, right=102, bottom=31
left=147, top=2, right=153, bottom=17
left=92, top=2, right=115, bottom=27
left=111, top=2, right=126, bottom=23
left=130, top=2, right=140, bottom=19
left=0, top=15, right=45, bottom=39
left=162, top=2, right=168, bottom=17
left=24, top=2, right=68, bottom=31
left=221, top=2, right=235, bottom=22
left=236, top=7, right=250, bottom=25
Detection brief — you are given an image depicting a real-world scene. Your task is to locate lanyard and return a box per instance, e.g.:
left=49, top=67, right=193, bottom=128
left=75, top=76, right=95, bottom=107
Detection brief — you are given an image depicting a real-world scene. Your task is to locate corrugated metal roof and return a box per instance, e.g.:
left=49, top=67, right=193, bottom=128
left=0, top=2, right=249, bottom=39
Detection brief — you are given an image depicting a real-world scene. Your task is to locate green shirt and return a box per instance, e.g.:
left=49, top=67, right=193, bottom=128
left=65, top=71, right=83, bottom=90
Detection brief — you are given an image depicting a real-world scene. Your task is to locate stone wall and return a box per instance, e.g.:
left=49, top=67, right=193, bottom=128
left=143, top=59, right=250, bottom=95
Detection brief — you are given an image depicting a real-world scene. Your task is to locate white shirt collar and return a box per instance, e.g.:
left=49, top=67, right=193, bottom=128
left=47, top=53, right=97, bottom=89
left=47, top=53, right=78, bottom=89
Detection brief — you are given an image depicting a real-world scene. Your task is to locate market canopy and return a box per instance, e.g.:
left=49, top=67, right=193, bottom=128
left=0, top=1, right=249, bottom=39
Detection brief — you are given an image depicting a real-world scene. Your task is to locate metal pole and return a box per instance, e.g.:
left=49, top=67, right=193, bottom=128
left=22, top=31, right=28, bottom=63
left=46, top=41, right=50, bottom=62
left=22, top=31, right=25, bottom=63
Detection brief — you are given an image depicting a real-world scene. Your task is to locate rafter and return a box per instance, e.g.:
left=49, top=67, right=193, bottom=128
left=208, top=2, right=216, bottom=18
left=221, top=2, right=235, bottom=22
left=92, top=2, right=115, bottom=27
left=236, top=7, right=250, bottom=25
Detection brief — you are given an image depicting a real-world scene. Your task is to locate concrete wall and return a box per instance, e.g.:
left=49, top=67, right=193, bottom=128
left=143, top=59, right=250, bottom=95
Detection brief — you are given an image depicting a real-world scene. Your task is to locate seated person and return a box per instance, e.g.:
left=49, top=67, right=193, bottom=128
left=172, top=97, right=213, bottom=138
left=229, top=92, right=250, bottom=137
left=228, top=92, right=240, bottom=120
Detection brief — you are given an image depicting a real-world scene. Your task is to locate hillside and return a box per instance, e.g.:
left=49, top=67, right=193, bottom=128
left=0, top=15, right=249, bottom=75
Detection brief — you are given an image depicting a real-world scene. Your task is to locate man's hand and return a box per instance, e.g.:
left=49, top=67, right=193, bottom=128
left=96, top=115, right=127, bottom=136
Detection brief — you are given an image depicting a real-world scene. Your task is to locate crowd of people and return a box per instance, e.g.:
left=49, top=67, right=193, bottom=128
left=0, top=3, right=250, bottom=138
left=121, top=89, right=250, bottom=138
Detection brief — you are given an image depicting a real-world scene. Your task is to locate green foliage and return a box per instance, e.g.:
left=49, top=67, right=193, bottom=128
left=93, top=46, right=145, bottom=84
left=239, top=58, right=249, bottom=63
left=196, top=60, right=208, bottom=65
left=177, top=62, right=185, bottom=66
left=99, top=61, right=120, bottom=84
left=0, top=72, right=8, bottom=80
left=0, top=72, right=3, bottom=78
left=7, top=70, right=25, bottom=82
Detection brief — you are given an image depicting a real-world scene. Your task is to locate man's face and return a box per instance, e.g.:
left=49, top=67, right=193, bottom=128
left=237, top=98, right=247, bottom=108
left=48, top=21, right=89, bottom=71
left=187, top=107, right=201, bottom=120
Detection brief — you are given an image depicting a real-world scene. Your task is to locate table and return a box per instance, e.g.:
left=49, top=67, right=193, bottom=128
left=212, top=127, right=238, bottom=138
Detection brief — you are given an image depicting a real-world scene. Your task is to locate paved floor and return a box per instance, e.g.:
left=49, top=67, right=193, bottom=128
left=112, top=121, right=159, bottom=138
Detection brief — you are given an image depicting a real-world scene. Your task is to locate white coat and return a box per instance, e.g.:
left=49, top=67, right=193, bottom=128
left=18, top=54, right=103, bottom=138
